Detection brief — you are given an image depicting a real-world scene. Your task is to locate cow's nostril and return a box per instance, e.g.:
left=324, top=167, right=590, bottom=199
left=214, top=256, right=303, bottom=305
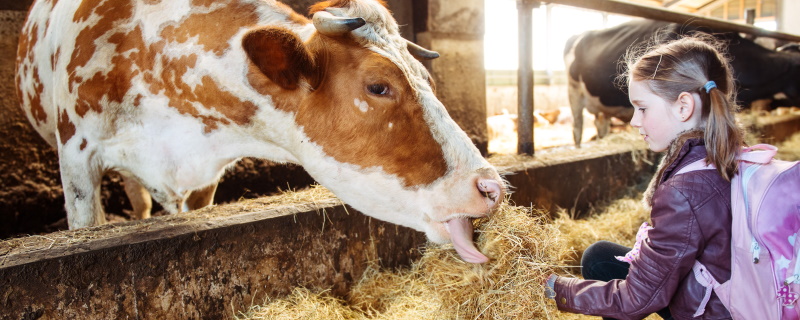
left=477, top=179, right=503, bottom=208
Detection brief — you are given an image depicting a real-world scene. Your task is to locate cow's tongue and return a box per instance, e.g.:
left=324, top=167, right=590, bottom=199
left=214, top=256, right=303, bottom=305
left=445, top=217, right=489, bottom=264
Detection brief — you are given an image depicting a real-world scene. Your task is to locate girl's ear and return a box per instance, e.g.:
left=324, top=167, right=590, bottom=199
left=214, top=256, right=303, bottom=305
left=676, top=91, right=696, bottom=122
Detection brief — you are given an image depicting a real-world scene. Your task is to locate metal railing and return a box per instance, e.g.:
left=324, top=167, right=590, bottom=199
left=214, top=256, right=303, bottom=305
left=515, top=0, right=800, bottom=155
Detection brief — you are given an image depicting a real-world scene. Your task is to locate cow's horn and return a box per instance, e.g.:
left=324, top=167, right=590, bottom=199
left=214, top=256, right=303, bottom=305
left=406, top=41, right=440, bottom=60
left=312, top=10, right=366, bottom=36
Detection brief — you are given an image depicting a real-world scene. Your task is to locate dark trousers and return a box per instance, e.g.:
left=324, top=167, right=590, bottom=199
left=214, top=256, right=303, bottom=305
left=581, top=240, right=673, bottom=320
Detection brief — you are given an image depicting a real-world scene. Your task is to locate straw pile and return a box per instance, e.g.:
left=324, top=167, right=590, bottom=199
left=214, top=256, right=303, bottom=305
left=236, top=192, right=651, bottom=320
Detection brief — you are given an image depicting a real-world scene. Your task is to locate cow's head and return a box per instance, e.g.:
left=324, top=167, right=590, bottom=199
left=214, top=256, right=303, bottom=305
left=241, top=0, right=505, bottom=263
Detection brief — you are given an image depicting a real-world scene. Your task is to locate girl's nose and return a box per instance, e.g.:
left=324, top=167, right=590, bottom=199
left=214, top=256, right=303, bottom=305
left=630, top=110, right=642, bottom=128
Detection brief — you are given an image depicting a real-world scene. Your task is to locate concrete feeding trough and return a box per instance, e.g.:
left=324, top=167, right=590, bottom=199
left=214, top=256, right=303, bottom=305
left=2, top=114, right=799, bottom=319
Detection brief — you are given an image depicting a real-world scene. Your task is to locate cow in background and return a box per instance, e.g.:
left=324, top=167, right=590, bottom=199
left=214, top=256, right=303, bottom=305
left=564, top=19, right=800, bottom=147
left=16, top=0, right=504, bottom=263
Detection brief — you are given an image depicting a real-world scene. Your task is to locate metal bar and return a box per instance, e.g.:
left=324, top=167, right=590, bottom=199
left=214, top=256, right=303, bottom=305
left=543, top=0, right=800, bottom=42
left=517, top=0, right=537, bottom=155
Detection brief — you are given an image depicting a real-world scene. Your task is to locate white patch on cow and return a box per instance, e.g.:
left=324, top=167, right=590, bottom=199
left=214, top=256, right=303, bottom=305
left=354, top=98, right=369, bottom=113
left=388, top=122, right=393, bottom=129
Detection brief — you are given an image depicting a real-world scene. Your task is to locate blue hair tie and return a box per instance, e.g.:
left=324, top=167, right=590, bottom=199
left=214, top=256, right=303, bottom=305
left=703, top=81, right=717, bottom=93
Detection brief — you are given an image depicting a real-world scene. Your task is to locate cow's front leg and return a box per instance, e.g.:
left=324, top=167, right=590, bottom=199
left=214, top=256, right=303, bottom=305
left=594, top=111, right=610, bottom=139
left=568, top=79, right=586, bottom=147
left=59, top=142, right=106, bottom=229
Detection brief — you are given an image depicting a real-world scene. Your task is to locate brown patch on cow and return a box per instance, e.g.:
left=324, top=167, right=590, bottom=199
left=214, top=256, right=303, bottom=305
left=245, top=65, right=304, bottom=112
left=273, top=2, right=310, bottom=25
left=72, top=1, right=93, bottom=23
left=16, top=24, right=48, bottom=125
left=143, top=0, right=161, bottom=4
left=191, top=0, right=216, bottom=7
left=294, top=36, right=447, bottom=187
left=309, top=0, right=388, bottom=14
left=79, top=139, right=88, bottom=151
left=160, top=2, right=261, bottom=57
left=68, top=0, right=136, bottom=106
left=196, top=76, right=256, bottom=126
left=57, top=110, right=76, bottom=145
left=50, top=47, right=61, bottom=69
left=133, top=94, right=144, bottom=107
left=28, top=68, right=47, bottom=125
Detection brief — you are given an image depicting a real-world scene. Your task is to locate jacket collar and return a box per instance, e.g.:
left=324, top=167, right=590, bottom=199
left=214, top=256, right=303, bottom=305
left=643, top=129, right=706, bottom=207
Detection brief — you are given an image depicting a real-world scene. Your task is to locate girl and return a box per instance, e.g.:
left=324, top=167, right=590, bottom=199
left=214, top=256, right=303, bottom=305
left=544, top=35, right=744, bottom=319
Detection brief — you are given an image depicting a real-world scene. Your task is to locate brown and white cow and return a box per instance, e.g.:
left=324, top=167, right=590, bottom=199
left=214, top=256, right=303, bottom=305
left=15, top=0, right=505, bottom=263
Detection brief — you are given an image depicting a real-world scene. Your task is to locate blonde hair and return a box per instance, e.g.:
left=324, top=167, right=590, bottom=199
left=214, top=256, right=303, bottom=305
left=622, top=35, right=744, bottom=181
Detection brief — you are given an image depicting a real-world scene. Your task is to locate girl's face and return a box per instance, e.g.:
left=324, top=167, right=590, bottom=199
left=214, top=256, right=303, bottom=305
left=628, top=79, right=687, bottom=152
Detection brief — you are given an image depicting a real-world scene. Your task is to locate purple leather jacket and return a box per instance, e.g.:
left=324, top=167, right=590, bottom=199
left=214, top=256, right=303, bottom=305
left=553, top=132, right=733, bottom=319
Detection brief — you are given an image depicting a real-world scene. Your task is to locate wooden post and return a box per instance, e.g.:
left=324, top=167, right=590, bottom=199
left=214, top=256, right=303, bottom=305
left=517, top=0, right=539, bottom=155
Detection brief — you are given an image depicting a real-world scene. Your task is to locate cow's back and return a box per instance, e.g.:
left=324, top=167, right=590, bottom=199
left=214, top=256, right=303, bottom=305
left=568, top=20, right=676, bottom=108
left=16, top=0, right=306, bottom=149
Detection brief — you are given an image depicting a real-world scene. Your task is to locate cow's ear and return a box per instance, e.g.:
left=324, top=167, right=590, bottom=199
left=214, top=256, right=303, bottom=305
left=242, top=27, right=316, bottom=90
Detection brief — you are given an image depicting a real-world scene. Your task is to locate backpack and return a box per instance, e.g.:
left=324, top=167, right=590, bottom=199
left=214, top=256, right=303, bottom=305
left=675, top=144, right=800, bottom=319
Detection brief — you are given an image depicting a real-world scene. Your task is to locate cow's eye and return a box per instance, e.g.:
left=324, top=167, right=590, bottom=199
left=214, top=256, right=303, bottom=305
left=367, top=84, right=390, bottom=95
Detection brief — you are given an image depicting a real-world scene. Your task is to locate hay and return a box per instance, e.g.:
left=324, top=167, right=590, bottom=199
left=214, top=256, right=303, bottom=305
left=776, top=132, right=800, bottom=161
left=237, top=193, right=651, bottom=320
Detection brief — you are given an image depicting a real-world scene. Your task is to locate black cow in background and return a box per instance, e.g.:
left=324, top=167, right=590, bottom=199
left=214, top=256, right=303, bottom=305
left=564, top=19, right=800, bottom=147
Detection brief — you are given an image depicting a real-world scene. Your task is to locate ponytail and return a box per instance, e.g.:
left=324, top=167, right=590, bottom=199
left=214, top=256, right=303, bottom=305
left=704, top=86, right=742, bottom=181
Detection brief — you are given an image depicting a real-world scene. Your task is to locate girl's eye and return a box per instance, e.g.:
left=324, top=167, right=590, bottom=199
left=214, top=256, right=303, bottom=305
left=637, top=107, right=646, bottom=112
left=367, top=84, right=390, bottom=95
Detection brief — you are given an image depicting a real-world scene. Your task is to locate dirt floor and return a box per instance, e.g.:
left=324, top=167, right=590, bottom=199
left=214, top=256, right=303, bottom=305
left=0, top=11, right=65, bottom=238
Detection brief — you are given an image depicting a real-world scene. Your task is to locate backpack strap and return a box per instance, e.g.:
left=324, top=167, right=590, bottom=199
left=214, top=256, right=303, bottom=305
left=738, top=144, right=777, bottom=164
left=674, top=144, right=778, bottom=176
left=675, top=159, right=714, bottom=175
left=692, top=260, right=722, bottom=317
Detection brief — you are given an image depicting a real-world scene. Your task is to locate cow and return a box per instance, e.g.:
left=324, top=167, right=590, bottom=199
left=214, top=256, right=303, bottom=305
left=15, top=0, right=505, bottom=264
left=564, top=19, right=800, bottom=147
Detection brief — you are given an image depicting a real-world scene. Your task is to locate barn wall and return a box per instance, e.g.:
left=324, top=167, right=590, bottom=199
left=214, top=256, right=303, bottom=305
left=415, top=0, right=490, bottom=155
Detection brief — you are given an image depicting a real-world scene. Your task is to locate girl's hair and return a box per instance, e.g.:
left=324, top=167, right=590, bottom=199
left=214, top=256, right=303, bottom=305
left=621, top=34, right=744, bottom=181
